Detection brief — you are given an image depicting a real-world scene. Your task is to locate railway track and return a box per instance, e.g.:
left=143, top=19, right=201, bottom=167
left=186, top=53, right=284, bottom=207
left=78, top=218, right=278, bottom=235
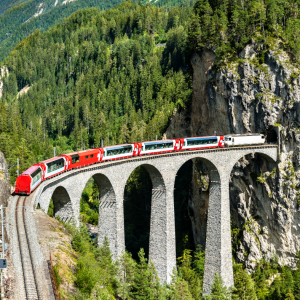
left=15, top=196, right=41, bottom=300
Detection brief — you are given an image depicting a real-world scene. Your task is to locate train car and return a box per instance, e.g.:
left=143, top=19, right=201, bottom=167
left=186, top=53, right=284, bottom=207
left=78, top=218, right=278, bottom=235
left=63, top=149, right=102, bottom=170
left=39, top=156, right=68, bottom=180
left=137, top=139, right=180, bottom=156
left=179, top=136, right=224, bottom=150
left=15, top=165, right=43, bottom=195
left=224, top=134, right=265, bottom=147
left=100, top=143, right=139, bottom=161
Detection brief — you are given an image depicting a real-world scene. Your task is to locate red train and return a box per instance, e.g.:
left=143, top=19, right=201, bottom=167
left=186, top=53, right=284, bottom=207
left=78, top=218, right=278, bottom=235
left=15, top=136, right=224, bottom=195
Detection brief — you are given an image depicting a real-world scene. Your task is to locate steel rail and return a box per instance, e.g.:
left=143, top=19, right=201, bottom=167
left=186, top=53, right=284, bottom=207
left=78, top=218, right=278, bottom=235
left=22, top=197, right=41, bottom=300
left=16, top=196, right=28, bottom=299
left=16, top=196, right=41, bottom=300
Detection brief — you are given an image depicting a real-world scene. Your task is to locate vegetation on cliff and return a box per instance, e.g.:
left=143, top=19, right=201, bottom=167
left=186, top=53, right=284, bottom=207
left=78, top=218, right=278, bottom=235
left=187, top=0, right=300, bottom=64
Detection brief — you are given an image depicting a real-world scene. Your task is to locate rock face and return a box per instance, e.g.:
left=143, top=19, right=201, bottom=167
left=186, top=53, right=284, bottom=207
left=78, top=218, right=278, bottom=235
left=0, top=151, right=11, bottom=207
left=167, top=40, right=300, bottom=271
left=0, top=152, right=12, bottom=245
left=0, top=66, right=8, bottom=99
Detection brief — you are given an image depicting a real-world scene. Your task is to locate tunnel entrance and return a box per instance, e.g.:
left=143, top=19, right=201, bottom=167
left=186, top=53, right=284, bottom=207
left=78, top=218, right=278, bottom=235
left=265, top=126, right=278, bottom=144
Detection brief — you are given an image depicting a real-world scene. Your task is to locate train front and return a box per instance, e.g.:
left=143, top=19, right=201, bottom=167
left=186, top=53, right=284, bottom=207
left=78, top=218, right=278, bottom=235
left=15, top=174, right=31, bottom=195
left=15, top=165, right=43, bottom=195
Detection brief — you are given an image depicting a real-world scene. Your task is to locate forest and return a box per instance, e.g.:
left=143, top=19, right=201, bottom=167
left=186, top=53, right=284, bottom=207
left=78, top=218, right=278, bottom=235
left=1, top=0, right=300, bottom=298
left=0, top=0, right=194, bottom=62
left=55, top=216, right=300, bottom=299
left=0, top=0, right=194, bottom=185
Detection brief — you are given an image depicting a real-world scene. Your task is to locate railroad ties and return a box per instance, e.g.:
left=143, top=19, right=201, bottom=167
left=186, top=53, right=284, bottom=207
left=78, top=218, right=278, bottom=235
left=15, top=197, right=41, bottom=300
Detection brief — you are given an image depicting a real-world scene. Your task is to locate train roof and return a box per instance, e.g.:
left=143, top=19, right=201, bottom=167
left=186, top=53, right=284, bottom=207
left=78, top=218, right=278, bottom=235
left=64, top=149, right=100, bottom=157
left=22, top=165, right=41, bottom=175
left=185, top=136, right=218, bottom=140
left=102, top=143, right=135, bottom=149
left=141, top=139, right=175, bottom=144
left=40, top=156, right=65, bottom=164
left=225, top=133, right=263, bottom=137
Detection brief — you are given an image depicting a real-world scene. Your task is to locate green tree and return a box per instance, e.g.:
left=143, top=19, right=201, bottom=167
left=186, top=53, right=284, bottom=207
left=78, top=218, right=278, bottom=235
left=206, top=273, right=231, bottom=300
left=129, top=248, right=160, bottom=299
left=232, top=264, right=257, bottom=300
left=116, top=251, right=136, bottom=300
left=286, top=290, right=296, bottom=300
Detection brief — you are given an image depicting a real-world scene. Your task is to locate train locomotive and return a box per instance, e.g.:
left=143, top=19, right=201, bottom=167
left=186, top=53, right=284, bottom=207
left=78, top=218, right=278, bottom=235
left=15, top=134, right=265, bottom=195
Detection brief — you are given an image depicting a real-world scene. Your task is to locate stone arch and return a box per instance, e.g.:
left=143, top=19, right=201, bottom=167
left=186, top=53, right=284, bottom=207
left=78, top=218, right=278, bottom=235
left=173, top=156, right=221, bottom=250
left=174, top=156, right=221, bottom=176
left=51, top=186, right=74, bottom=222
left=228, top=149, right=277, bottom=173
left=93, top=174, right=117, bottom=250
left=228, top=148, right=278, bottom=272
left=123, top=163, right=168, bottom=281
left=78, top=173, right=117, bottom=255
left=123, top=163, right=166, bottom=244
left=174, top=155, right=230, bottom=294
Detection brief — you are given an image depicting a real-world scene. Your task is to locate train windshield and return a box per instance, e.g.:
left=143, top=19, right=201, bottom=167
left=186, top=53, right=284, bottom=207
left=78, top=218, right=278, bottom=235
left=31, top=168, right=42, bottom=185
left=71, top=154, right=79, bottom=164
left=186, top=137, right=218, bottom=146
left=106, top=145, right=133, bottom=156
left=224, top=137, right=231, bottom=141
left=144, top=141, right=173, bottom=151
left=46, top=158, right=65, bottom=173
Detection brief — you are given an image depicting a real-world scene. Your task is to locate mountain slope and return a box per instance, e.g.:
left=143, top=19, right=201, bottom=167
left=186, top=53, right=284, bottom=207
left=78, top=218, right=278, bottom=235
left=0, top=1, right=192, bottom=182
left=0, top=0, right=125, bottom=62
left=0, top=0, right=28, bottom=15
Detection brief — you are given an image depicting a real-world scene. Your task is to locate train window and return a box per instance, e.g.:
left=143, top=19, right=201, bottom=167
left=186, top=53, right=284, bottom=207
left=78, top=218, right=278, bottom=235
left=107, top=145, right=132, bottom=156
left=145, top=142, right=173, bottom=151
left=85, top=156, right=88, bottom=159
left=187, top=138, right=217, bottom=146
left=31, top=168, right=42, bottom=185
left=71, top=154, right=79, bottom=164
left=46, top=158, right=65, bottom=173
left=90, top=154, right=94, bottom=158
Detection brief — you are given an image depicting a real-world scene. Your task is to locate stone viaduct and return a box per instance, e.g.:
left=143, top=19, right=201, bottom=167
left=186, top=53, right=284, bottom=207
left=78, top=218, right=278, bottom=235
left=34, top=145, right=277, bottom=294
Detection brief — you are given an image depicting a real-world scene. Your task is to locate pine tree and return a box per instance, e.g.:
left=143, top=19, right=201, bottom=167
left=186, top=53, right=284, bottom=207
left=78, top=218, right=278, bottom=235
left=206, top=273, right=231, bottom=300
left=254, top=263, right=269, bottom=300
left=232, top=264, right=257, bottom=300
left=170, top=277, right=194, bottom=300
left=283, top=266, right=295, bottom=296
left=129, top=248, right=160, bottom=300
left=286, top=290, right=296, bottom=300
left=293, top=269, right=300, bottom=300
left=116, top=251, right=136, bottom=300
left=270, top=276, right=282, bottom=300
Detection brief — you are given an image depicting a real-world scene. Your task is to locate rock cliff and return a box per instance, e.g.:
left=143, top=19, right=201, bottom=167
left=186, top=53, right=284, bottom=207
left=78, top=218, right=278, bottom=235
left=166, top=39, right=300, bottom=271
left=0, top=151, right=11, bottom=207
